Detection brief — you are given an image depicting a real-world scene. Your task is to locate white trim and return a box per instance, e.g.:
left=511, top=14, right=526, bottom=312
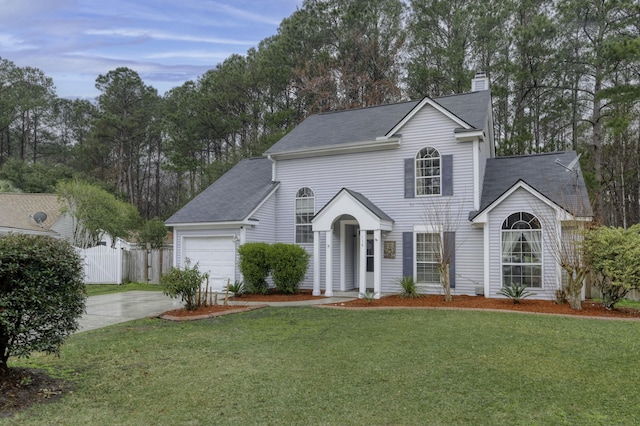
left=499, top=212, right=544, bottom=290
left=373, top=229, right=381, bottom=299
left=472, top=138, right=480, bottom=211
left=268, top=137, right=401, bottom=160
left=414, top=146, right=442, bottom=197
left=246, top=183, right=279, bottom=220
left=386, top=98, right=472, bottom=137
left=471, top=180, right=586, bottom=225
left=454, top=130, right=484, bottom=142
left=325, top=230, right=333, bottom=297
left=294, top=186, right=315, bottom=244
left=267, top=154, right=276, bottom=181
left=167, top=221, right=256, bottom=228
left=483, top=223, right=490, bottom=297
left=313, top=232, right=321, bottom=296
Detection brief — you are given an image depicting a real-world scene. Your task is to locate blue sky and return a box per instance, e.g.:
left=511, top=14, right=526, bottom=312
left=0, top=0, right=302, bottom=99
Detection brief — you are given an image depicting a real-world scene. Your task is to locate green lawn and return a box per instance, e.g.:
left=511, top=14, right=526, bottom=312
left=6, top=308, right=640, bottom=425
left=84, top=282, right=163, bottom=297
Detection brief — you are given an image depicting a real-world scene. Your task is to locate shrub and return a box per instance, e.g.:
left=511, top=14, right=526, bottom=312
left=498, top=283, right=535, bottom=304
left=161, top=260, right=207, bottom=310
left=0, top=235, right=86, bottom=371
left=585, top=225, right=640, bottom=310
left=238, top=242, right=271, bottom=294
left=399, top=276, right=421, bottom=298
left=268, top=243, right=310, bottom=294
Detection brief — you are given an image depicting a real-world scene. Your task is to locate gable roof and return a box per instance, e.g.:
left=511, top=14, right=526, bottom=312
left=313, top=188, right=394, bottom=232
left=472, top=151, right=592, bottom=220
left=265, top=91, right=491, bottom=155
left=165, top=157, right=278, bottom=225
left=0, top=193, right=64, bottom=235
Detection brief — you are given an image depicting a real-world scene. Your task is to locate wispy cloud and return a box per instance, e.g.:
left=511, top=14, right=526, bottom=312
left=85, top=28, right=257, bottom=46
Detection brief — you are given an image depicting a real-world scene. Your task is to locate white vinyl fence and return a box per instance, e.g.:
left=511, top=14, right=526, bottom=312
left=77, top=245, right=123, bottom=284
left=77, top=245, right=173, bottom=285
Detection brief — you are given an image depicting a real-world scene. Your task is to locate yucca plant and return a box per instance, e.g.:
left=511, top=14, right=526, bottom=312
left=359, top=290, right=378, bottom=303
left=226, top=281, right=245, bottom=296
left=399, top=276, right=421, bottom=298
left=498, top=282, right=535, bottom=304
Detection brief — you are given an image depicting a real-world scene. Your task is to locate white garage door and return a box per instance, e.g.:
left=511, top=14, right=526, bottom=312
left=182, top=236, right=236, bottom=291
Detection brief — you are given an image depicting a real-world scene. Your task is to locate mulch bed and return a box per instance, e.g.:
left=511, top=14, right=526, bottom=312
left=229, top=289, right=317, bottom=302
left=159, top=304, right=267, bottom=321
left=0, top=368, right=70, bottom=419
left=323, top=294, right=640, bottom=320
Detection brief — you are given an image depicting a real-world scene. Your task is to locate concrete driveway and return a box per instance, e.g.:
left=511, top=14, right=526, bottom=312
left=78, top=291, right=182, bottom=333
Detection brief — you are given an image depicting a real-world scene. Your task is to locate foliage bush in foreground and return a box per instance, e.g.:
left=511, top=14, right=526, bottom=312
left=237, top=242, right=271, bottom=294
left=0, top=234, right=86, bottom=371
left=585, top=225, right=640, bottom=310
left=161, top=260, right=207, bottom=310
left=268, top=243, right=310, bottom=294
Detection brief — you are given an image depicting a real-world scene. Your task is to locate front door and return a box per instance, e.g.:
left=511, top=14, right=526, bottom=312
left=356, top=230, right=374, bottom=290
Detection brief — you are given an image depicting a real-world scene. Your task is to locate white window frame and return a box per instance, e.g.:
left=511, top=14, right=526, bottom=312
left=295, top=187, right=314, bottom=244
left=414, top=225, right=442, bottom=286
left=415, top=146, right=441, bottom=197
left=501, top=212, right=543, bottom=288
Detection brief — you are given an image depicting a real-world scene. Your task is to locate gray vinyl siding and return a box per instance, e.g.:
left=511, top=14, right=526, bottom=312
left=486, top=188, right=559, bottom=301
left=246, top=194, right=277, bottom=243
left=275, top=104, right=484, bottom=295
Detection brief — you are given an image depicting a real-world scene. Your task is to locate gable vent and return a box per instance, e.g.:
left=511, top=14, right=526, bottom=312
left=471, top=72, right=489, bottom=92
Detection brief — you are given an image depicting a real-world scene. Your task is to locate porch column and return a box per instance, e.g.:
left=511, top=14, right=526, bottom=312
left=313, top=231, right=321, bottom=296
left=358, top=229, right=367, bottom=296
left=325, top=231, right=333, bottom=297
left=373, top=229, right=382, bottom=299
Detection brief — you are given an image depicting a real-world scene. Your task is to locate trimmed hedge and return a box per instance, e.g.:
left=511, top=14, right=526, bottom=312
left=238, top=242, right=309, bottom=294
left=269, top=243, right=310, bottom=294
left=237, top=242, right=271, bottom=294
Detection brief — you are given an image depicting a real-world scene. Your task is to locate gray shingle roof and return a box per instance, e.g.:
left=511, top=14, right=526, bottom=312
left=342, top=188, right=394, bottom=222
left=265, top=101, right=420, bottom=154
left=165, top=157, right=277, bottom=224
left=265, top=91, right=491, bottom=155
left=473, top=151, right=592, bottom=219
left=433, top=90, right=491, bottom=129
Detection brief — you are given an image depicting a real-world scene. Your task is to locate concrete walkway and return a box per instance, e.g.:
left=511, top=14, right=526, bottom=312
left=78, top=291, right=358, bottom=333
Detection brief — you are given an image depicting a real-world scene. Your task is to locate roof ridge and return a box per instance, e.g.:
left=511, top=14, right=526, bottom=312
left=317, top=99, right=420, bottom=116
left=492, top=151, right=571, bottom=160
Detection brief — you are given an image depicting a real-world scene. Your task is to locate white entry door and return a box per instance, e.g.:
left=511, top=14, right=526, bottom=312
left=356, top=230, right=374, bottom=289
left=182, top=236, right=235, bottom=291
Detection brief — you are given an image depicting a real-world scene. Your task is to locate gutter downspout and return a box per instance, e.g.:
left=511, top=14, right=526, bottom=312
left=267, top=154, right=276, bottom=182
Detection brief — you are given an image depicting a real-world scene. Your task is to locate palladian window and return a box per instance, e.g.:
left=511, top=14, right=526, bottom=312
left=295, top=187, right=314, bottom=243
left=416, top=147, right=441, bottom=196
left=501, top=212, right=542, bottom=288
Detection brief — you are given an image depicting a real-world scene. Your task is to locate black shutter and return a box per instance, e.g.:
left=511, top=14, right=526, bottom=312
left=404, top=158, right=415, bottom=199
left=402, top=232, right=413, bottom=278
left=442, top=154, right=453, bottom=196
left=444, top=231, right=455, bottom=288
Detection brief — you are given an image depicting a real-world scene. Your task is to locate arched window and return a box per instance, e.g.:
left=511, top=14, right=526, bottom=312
left=416, top=147, right=441, bottom=196
left=295, top=187, right=314, bottom=243
left=501, top=212, right=542, bottom=288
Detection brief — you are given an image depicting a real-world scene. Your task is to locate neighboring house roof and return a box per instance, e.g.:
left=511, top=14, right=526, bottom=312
left=472, top=151, right=592, bottom=219
left=265, top=91, right=491, bottom=155
left=0, top=193, right=64, bottom=235
left=165, top=157, right=278, bottom=225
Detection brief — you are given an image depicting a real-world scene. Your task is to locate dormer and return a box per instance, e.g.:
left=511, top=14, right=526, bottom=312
left=471, top=72, right=489, bottom=92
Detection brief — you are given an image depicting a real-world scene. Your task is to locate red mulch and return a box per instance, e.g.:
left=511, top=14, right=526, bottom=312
left=325, top=295, right=640, bottom=319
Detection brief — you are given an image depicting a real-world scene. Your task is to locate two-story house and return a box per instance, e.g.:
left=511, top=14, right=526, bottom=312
left=166, top=75, right=591, bottom=300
